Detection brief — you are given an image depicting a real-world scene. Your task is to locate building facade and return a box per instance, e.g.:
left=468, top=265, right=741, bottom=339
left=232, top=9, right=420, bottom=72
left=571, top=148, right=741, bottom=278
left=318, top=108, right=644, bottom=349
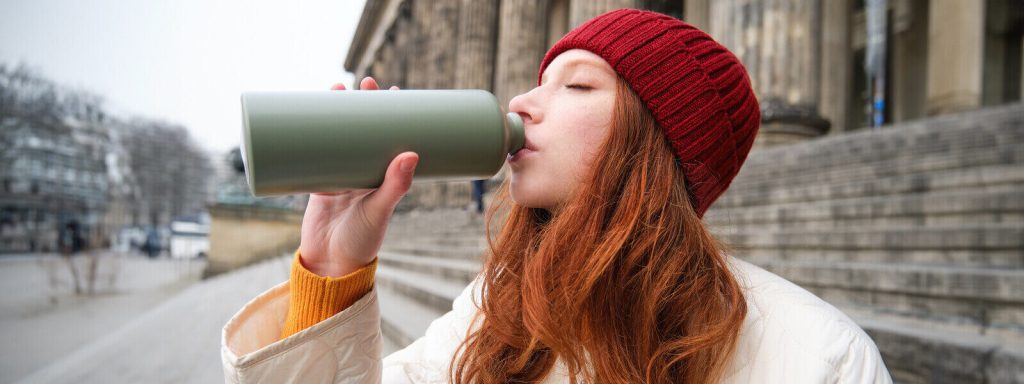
left=0, top=112, right=113, bottom=252
left=345, top=0, right=1023, bottom=207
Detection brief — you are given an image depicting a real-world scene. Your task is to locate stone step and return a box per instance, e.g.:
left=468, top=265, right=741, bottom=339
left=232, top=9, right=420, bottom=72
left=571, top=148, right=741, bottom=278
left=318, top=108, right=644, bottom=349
left=727, top=145, right=1023, bottom=203
left=847, top=309, right=1024, bottom=384
left=387, top=210, right=486, bottom=234
left=429, top=234, right=491, bottom=248
left=760, top=259, right=1024, bottom=303
left=376, top=282, right=447, bottom=355
left=729, top=117, right=1023, bottom=190
left=731, top=104, right=1024, bottom=186
left=380, top=242, right=487, bottom=261
left=716, top=224, right=1024, bottom=252
left=376, top=264, right=465, bottom=314
left=381, top=332, right=404, bottom=357
left=841, top=305, right=1024, bottom=351
left=378, top=251, right=482, bottom=285
left=715, top=163, right=1024, bottom=209
left=749, top=143, right=1019, bottom=188
left=707, top=184, right=1024, bottom=229
left=385, top=229, right=489, bottom=243
left=754, top=260, right=1024, bottom=334
left=739, top=247, right=1024, bottom=269
left=383, top=232, right=489, bottom=249
left=736, top=133, right=1024, bottom=190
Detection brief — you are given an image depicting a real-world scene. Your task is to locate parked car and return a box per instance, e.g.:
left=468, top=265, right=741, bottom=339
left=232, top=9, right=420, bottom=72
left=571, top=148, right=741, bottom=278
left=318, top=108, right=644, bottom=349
left=169, top=220, right=209, bottom=259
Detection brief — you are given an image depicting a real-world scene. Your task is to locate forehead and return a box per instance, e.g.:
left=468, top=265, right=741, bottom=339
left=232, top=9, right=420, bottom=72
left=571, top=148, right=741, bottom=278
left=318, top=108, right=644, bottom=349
left=541, top=49, right=615, bottom=83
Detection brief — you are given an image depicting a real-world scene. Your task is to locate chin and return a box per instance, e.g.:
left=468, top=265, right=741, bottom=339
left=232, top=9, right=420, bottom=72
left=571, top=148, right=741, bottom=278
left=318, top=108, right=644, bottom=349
left=509, top=176, right=556, bottom=210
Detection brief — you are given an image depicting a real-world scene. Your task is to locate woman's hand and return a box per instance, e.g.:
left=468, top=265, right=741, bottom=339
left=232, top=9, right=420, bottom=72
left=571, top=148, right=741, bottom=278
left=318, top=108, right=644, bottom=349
left=299, top=77, right=417, bottom=277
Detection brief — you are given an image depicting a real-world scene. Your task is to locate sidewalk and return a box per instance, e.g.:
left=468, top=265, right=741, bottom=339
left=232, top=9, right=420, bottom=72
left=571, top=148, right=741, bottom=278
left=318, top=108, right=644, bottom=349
left=0, top=252, right=204, bottom=383
left=15, top=255, right=289, bottom=384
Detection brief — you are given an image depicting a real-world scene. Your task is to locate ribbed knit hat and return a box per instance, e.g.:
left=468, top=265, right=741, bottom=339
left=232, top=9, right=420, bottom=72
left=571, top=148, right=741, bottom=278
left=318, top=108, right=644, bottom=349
left=539, top=9, right=760, bottom=218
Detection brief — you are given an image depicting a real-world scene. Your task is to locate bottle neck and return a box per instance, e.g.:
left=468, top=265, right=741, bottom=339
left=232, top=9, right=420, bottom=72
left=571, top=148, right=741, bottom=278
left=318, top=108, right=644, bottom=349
left=503, top=112, right=525, bottom=155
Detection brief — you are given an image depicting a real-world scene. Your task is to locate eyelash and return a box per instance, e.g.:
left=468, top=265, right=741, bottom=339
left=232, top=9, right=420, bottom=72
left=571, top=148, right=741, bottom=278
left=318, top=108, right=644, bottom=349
left=566, top=84, right=591, bottom=90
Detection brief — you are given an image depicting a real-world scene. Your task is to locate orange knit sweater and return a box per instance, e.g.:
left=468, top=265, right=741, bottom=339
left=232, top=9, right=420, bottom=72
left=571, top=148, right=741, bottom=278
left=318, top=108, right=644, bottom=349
left=279, top=250, right=376, bottom=339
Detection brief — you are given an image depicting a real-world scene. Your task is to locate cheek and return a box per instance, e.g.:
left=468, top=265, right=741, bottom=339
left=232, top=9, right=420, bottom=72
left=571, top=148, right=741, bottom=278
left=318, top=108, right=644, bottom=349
left=511, top=97, right=613, bottom=208
left=567, top=112, right=613, bottom=172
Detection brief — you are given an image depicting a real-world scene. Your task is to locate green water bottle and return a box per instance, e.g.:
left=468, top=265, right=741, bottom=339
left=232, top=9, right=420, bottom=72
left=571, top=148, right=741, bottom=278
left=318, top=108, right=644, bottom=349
left=239, top=90, right=524, bottom=197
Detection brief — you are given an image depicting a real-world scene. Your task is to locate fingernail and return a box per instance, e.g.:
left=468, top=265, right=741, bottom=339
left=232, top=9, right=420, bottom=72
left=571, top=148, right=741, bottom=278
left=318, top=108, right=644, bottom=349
left=400, top=158, right=414, bottom=172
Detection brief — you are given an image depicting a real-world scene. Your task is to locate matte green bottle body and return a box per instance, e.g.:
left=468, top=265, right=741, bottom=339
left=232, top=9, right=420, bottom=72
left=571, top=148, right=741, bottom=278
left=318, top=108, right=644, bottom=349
left=240, top=90, right=524, bottom=197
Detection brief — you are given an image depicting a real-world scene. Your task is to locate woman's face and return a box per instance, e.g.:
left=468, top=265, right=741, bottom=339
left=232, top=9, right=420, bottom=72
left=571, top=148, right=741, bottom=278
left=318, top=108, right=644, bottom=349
left=507, top=49, right=617, bottom=212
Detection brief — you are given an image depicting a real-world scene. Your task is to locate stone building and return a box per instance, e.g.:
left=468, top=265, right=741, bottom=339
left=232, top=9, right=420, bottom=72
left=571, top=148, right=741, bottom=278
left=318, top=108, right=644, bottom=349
left=347, top=1, right=1024, bottom=382
left=0, top=65, right=213, bottom=254
left=0, top=112, right=113, bottom=252
left=346, top=0, right=1022, bottom=205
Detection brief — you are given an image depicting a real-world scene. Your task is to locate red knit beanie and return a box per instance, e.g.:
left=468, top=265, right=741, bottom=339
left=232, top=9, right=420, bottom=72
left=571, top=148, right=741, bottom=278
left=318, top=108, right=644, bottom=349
left=539, top=9, right=760, bottom=218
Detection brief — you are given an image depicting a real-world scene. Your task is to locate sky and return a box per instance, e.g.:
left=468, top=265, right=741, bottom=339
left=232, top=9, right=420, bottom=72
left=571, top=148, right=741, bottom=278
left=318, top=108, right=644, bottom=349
left=0, top=0, right=366, bottom=155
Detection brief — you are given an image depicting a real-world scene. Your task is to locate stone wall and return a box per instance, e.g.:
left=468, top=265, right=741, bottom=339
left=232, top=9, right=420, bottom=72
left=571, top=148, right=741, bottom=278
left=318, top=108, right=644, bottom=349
left=205, top=203, right=302, bottom=276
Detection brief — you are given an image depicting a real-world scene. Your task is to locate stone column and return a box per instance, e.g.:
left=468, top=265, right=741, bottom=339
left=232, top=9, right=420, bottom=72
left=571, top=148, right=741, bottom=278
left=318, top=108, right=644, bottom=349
left=385, top=5, right=413, bottom=87
left=925, top=0, right=984, bottom=115
left=820, top=0, right=851, bottom=134
left=448, top=0, right=501, bottom=204
left=710, top=0, right=761, bottom=73
left=494, top=0, right=550, bottom=107
left=403, top=0, right=460, bottom=89
left=891, top=0, right=929, bottom=123
left=713, top=0, right=829, bottom=147
left=569, top=0, right=638, bottom=28
left=685, top=0, right=711, bottom=31
left=403, top=0, right=431, bottom=89
left=405, top=0, right=460, bottom=89
left=547, top=0, right=570, bottom=48
left=454, top=0, right=500, bottom=90
left=757, top=0, right=829, bottom=146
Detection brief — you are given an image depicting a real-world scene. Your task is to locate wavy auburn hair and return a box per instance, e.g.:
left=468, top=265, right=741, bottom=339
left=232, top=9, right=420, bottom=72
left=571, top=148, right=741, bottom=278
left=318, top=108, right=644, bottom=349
left=450, top=77, right=747, bottom=383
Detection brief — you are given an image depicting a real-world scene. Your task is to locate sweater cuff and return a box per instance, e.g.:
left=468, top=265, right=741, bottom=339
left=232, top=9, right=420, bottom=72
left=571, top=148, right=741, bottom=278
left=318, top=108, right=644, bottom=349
left=280, top=249, right=377, bottom=340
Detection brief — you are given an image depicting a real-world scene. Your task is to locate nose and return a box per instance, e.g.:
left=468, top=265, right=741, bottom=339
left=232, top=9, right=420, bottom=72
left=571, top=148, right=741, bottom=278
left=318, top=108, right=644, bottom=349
left=508, top=87, right=540, bottom=124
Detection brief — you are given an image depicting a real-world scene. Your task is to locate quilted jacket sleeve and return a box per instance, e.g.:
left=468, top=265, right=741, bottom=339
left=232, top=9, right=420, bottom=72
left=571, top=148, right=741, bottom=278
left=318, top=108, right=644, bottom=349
left=221, top=282, right=384, bottom=383
left=221, top=277, right=482, bottom=383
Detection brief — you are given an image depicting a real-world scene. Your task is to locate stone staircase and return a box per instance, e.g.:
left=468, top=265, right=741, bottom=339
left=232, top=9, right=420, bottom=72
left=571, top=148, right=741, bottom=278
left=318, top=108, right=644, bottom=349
left=373, top=103, right=1023, bottom=383
left=707, top=103, right=1024, bottom=383
left=376, top=209, right=488, bottom=354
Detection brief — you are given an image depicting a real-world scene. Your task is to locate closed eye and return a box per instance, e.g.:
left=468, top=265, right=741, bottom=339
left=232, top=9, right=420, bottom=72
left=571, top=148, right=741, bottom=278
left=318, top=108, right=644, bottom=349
left=565, top=84, right=592, bottom=90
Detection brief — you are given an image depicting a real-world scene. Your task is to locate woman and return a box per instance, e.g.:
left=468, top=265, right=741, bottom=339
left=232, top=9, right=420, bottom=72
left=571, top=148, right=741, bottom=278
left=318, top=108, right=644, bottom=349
left=222, top=9, right=891, bottom=383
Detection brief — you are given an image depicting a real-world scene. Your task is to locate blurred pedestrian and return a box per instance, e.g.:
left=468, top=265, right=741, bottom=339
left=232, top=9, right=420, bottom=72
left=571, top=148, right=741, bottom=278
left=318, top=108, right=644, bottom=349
left=142, top=227, right=160, bottom=258
left=471, top=179, right=485, bottom=214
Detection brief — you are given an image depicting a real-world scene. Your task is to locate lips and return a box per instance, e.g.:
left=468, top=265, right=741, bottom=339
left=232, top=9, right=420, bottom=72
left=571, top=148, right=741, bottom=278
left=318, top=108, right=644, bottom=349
left=509, top=137, right=537, bottom=163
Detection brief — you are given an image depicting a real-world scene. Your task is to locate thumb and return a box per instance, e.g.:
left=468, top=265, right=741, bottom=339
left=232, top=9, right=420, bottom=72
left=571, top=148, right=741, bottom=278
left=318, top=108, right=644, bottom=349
left=365, top=152, right=419, bottom=213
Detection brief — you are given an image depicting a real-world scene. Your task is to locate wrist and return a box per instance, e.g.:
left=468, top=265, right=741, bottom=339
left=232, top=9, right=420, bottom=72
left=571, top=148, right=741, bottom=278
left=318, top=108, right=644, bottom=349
left=298, top=252, right=368, bottom=278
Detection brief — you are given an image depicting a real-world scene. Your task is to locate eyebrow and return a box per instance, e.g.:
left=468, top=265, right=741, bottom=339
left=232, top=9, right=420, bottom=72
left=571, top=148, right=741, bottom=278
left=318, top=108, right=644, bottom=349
left=540, top=59, right=610, bottom=85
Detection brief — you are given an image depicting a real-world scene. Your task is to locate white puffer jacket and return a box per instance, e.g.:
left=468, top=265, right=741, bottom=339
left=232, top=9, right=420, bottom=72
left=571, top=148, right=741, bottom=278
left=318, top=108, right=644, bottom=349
left=221, top=256, right=893, bottom=383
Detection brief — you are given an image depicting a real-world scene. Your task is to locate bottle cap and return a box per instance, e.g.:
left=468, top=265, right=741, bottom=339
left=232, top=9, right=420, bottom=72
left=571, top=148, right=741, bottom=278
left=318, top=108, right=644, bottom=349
left=504, top=112, right=524, bottom=154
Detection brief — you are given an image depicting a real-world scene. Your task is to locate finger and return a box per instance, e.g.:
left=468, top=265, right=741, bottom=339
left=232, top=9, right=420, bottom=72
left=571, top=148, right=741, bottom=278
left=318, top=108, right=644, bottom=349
left=364, top=152, right=419, bottom=214
left=359, top=77, right=380, bottom=91
left=310, top=189, right=372, bottom=197
left=330, top=83, right=346, bottom=91
left=389, top=86, right=399, bottom=91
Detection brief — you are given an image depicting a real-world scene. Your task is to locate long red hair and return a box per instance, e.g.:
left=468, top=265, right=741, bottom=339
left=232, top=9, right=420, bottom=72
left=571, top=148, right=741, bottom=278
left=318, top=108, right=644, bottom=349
left=451, top=77, right=747, bottom=383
